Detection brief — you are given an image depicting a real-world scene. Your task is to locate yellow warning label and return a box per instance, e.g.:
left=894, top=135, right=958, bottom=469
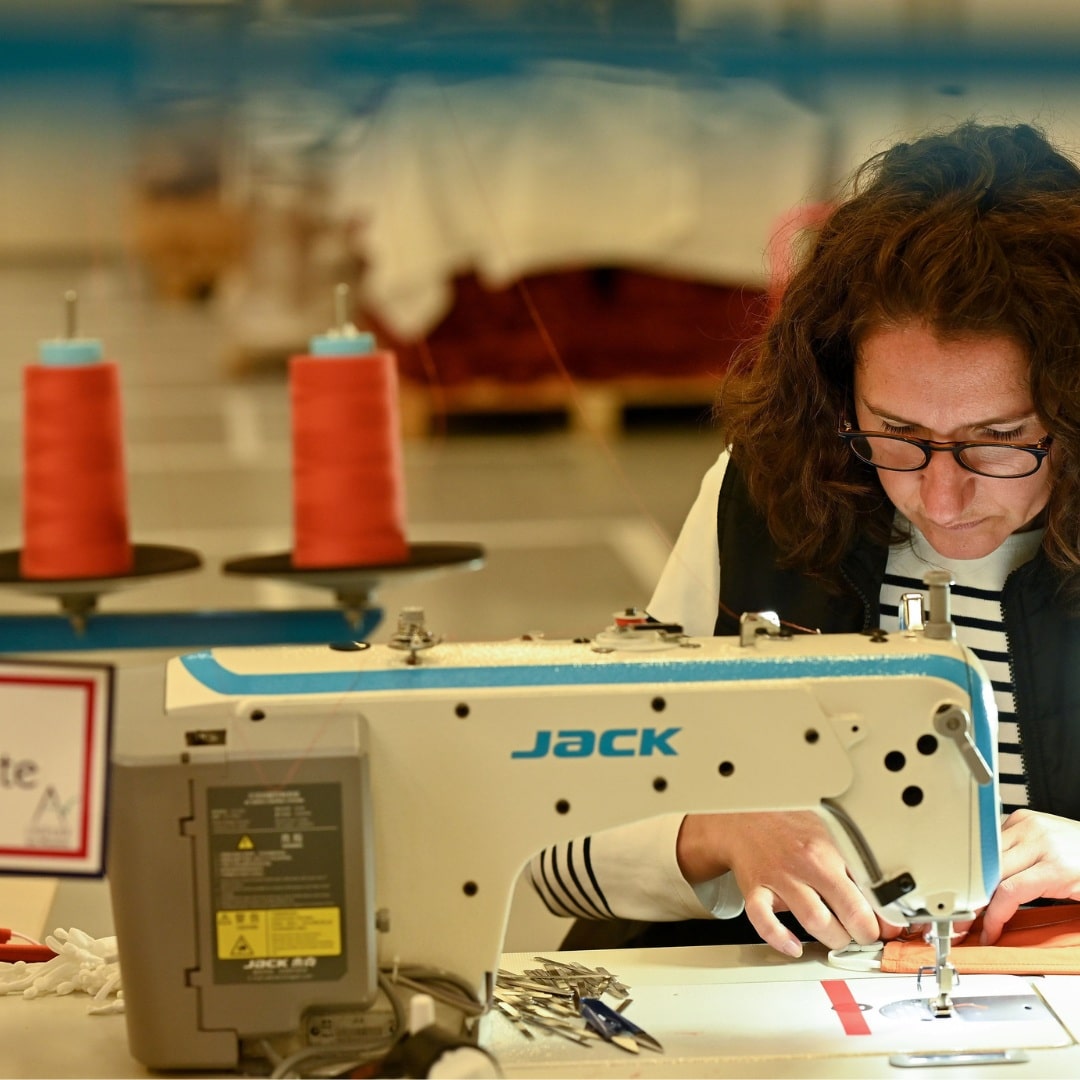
left=216, top=909, right=267, bottom=959
left=229, top=935, right=255, bottom=958
left=237, top=835, right=255, bottom=850
left=269, top=908, right=341, bottom=956
left=216, top=907, right=341, bottom=960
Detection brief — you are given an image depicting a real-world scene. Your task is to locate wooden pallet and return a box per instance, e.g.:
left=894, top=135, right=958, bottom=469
left=397, top=374, right=720, bottom=439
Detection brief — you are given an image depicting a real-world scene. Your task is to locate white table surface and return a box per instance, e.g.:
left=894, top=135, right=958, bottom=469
left=4, top=942, right=1080, bottom=1078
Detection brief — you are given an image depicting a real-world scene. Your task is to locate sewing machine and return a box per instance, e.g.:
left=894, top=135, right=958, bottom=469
left=106, top=614, right=999, bottom=1071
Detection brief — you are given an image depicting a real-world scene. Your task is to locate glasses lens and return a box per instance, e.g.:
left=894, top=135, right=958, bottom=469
left=957, top=445, right=1040, bottom=478
left=850, top=435, right=926, bottom=470
left=848, top=435, right=1042, bottom=477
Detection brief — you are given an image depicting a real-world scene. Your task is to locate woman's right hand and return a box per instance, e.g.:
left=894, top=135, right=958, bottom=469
left=676, top=810, right=894, bottom=956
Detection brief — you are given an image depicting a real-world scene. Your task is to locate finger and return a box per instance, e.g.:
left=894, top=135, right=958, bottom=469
left=743, top=889, right=805, bottom=958
left=980, top=873, right=1047, bottom=944
left=762, top=884, right=855, bottom=952
left=794, top=899, right=863, bottom=952
left=998, top=829, right=1041, bottom=875
left=950, top=918, right=975, bottom=944
left=998, top=809, right=1039, bottom=854
left=824, top=889, right=880, bottom=946
left=876, top=918, right=905, bottom=942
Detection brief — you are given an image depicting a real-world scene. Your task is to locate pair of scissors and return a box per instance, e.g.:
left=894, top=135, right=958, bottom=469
left=577, top=995, right=663, bottom=1054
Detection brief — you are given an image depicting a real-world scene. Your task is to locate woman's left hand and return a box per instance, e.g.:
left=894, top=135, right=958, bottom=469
left=980, top=809, right=1080, bottom=943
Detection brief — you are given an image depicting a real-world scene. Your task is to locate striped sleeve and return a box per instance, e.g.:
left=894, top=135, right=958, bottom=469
left=526, top=813, right=744, bottom=922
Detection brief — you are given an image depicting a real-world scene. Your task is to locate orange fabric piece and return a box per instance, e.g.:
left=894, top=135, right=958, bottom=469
left=881, top=904, right=1080, bottom=974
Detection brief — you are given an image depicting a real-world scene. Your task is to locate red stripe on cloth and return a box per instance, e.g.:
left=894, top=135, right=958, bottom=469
left=821, top=979, right=872, bottom=1036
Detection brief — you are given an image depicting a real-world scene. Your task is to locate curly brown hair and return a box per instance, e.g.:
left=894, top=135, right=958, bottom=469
left=719, top=120, right=1080, bottom=582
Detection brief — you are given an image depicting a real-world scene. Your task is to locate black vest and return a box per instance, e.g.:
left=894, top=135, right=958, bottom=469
left=714, top=460, right=1080, bottom=820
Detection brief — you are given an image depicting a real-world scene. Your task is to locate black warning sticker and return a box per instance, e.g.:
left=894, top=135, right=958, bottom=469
left=207, top=782, right=346, bottom=984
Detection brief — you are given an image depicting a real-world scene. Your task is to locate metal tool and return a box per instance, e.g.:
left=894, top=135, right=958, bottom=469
left=495, top=960, right=639, bottom=1049
left=577, top=995, right=663, bottom=1054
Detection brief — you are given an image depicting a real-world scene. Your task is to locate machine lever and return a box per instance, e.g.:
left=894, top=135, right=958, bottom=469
left=934, top=704, right=993, bottom=786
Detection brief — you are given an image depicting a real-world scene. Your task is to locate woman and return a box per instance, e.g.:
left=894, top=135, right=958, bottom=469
left=530, top=120, right=1080, bottom=956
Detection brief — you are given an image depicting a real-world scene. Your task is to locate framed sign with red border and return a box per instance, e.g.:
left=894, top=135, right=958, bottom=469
left=0, top=659, right=113, bottom=876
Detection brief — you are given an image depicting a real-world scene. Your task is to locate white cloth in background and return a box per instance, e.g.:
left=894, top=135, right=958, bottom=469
left=330, top=65, right=827, bottom=341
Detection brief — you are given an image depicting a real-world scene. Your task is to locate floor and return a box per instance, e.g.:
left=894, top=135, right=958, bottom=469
left=0, top=258, right=728, bottom=951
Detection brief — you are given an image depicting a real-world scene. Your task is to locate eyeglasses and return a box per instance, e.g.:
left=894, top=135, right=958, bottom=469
left=837, top=419, right=1053, bottom=479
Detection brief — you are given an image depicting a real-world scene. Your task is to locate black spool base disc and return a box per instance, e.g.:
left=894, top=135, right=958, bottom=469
left=222, top=541, right=486, bottom=605
left=0, top=543, right=203, bottom=623
left=0, top=543, right=202, bottom=592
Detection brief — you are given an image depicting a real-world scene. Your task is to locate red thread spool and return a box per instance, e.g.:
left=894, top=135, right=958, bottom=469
left=290, top=343, right=409, bottom=568
left=21, top=360, right=133, bottom=579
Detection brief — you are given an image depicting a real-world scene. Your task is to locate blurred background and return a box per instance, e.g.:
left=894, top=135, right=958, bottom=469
left=3, top=0, right=1080, bottom=950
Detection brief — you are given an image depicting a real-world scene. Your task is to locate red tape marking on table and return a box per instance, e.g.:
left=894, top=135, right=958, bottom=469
left=821, top=979, right=872, bottom=1036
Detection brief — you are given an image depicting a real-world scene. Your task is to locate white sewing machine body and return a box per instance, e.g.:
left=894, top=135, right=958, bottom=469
left=107, top=628, right=1000, bottom=1070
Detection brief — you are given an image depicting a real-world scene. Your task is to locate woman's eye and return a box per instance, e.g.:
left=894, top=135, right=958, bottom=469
left=881, top=421, right=915, bottom=436
left=981, top=428, right=1025, bottom=443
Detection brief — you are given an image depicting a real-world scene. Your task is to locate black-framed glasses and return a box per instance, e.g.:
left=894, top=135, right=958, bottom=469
left=837, top=419, right=1053, bottom=479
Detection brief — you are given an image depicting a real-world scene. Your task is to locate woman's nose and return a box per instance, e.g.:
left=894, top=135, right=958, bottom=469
left=919, top=450, right=975, bottom=518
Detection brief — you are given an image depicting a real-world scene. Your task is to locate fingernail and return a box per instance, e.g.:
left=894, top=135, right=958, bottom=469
left=979, top=930, right=988, bottom=945
left=782, top=940, right=803, bottom=958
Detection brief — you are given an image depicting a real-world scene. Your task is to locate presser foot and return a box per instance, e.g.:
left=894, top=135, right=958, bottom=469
left=920, top=963, right=958, bottom=1017
left=916, top=918, right=959, bottom=1017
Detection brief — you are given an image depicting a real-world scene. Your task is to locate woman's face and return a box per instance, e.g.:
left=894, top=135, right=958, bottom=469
left=853, top=321, right=1052, bottom=560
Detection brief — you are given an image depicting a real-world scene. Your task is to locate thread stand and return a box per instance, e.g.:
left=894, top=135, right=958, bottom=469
left=0, top=544, right=391, bottom=652
left=0, top=543, right=202, bottom=634
left=222, top=541, right=486, bottom=629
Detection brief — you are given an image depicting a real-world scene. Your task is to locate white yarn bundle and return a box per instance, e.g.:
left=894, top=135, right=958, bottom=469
left=0, top=928, right=123, bottom=1014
